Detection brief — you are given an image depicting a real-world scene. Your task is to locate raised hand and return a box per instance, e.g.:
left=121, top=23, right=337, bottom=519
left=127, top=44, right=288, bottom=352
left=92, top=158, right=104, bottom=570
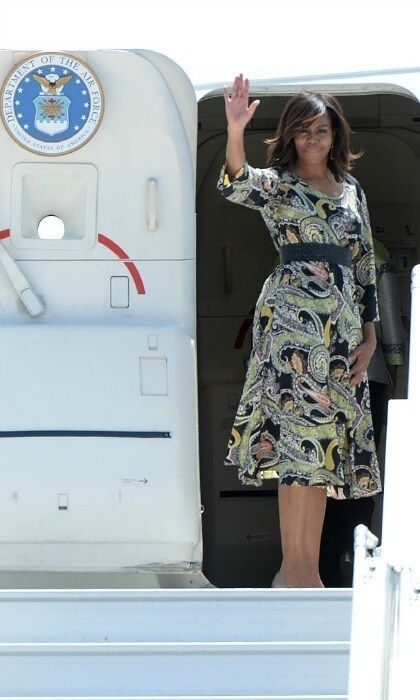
left=223, top=73, right=260, bottom=131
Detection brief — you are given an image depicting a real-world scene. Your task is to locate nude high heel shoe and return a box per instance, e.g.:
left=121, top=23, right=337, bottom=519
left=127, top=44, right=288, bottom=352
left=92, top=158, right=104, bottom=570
left=271, top=570, right=291, bottom=588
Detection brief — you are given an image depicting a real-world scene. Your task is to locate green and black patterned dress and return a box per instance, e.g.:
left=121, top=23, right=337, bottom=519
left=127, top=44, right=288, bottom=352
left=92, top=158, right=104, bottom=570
left=217, top=161, right=382, bottom=500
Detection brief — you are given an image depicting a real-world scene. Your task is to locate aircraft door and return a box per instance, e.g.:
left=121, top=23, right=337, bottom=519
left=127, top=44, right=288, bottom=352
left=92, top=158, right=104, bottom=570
left=0, top=49, right=199, bottom=573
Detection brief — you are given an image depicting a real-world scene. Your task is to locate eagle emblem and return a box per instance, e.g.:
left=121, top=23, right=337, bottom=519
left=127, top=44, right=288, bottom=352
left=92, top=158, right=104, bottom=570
left=32, top=73, right=73, bottom=136
left=32, top=73, right=73, bottom=95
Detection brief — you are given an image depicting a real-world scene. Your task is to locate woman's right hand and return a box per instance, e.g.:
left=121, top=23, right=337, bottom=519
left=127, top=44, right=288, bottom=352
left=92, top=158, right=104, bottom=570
left=223, top=73, right=260, bottom=132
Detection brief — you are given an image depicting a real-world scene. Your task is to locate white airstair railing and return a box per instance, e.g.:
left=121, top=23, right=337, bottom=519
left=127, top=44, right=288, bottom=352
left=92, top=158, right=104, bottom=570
left=348, top=263, right=420, bottom=699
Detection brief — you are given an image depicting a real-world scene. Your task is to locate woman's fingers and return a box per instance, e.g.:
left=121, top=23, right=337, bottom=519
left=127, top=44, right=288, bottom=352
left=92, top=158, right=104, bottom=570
left=237, top=75, right=251, bottom=99
left=238, top=74, right=247, bottom=92
left=248, top=98, right=260, bottom=118
left=223, top=76, right=240, bottom=102
left=223, top=74, right=258, bottom=128
left=350, top=364, right=364, bottom=379
left=349, top=355, right=363, bottom=387
left=229, top=73, right=248, bottom=99
left=233, top=74, right=241, bottom=96
left=349, top=364, right=365, bottom=387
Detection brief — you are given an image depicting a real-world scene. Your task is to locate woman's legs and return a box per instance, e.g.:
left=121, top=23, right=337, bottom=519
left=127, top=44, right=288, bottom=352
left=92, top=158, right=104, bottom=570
left=277, top=483, right=327, bottom=587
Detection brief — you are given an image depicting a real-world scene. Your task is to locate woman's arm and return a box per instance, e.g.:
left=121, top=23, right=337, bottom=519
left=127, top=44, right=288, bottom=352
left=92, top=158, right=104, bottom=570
left=225, top=126, right=246, bottom=180
left=217, top=73, right=282, bottom=210
left=223, top=73, right=259, bottom=178
left=348, top=185, right=379, bottom=387
left=349, top=319, right=377, bottom=388
left=352, top=187, right=380, bottom=324
left=362, top=321, right=376, bottom=344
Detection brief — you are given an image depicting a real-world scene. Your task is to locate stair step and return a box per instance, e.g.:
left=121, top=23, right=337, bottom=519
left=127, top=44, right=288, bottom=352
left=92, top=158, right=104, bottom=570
left=0, top=589, right=353, bottom=696
left=0, top=640, right=350, bottom=697
left=0, top=696, right=349, bottom=700
left=0, top=588, right=352, bottom=643
left=0, top=642, right=349, bottom=700
left=1, top=693, right=348, bottom=700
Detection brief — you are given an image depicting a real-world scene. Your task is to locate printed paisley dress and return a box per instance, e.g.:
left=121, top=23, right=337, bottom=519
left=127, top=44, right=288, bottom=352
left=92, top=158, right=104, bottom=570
left=216, top=161, right=382, bottom=500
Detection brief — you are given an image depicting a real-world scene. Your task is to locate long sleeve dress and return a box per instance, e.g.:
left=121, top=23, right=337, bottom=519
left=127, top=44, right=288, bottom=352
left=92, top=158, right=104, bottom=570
left=216, top=160, right=382, bottom=501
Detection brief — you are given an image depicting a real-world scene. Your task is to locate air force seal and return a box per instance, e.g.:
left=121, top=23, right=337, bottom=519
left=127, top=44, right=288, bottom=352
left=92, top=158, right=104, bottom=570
left=1, top=52, right=104, bottom=155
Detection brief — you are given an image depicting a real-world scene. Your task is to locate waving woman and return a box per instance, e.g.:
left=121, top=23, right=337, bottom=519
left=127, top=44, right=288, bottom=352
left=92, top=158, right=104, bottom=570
left=217, top=73, right=381, bottom=588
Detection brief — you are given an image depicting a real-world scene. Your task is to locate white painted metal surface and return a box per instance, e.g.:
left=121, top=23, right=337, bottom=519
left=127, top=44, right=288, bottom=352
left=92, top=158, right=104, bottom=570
left=0, top=697, right=350, bottom=700
left=348, top=262, right=420, bottom=698
left=0, top=642, right=349, bottom=697
left=0, top=588, right=352, bottom=697
left=0, top=48, right=200, bottom=573
left=0, top=588, right=352, bottom=643
left=195, top=66, right=420, bottom=102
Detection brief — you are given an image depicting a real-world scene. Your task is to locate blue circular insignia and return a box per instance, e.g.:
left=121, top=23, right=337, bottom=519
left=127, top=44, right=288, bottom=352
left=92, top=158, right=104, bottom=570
left=1, top=52, right=104, bottom=155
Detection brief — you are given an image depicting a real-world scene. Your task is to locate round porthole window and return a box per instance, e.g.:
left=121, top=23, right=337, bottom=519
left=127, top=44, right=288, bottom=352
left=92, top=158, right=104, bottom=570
left=37, top=215, right=65, bottom=240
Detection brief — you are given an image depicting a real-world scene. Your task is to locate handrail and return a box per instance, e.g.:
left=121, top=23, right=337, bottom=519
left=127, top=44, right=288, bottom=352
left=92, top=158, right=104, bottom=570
left=349, top=263, right=420, bottom=698
left=348, top=525, right=394, bottom=700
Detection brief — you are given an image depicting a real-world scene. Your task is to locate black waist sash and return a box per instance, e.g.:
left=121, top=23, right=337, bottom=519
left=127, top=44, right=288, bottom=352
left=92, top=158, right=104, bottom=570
left=279, top=242, right=352, bottom=268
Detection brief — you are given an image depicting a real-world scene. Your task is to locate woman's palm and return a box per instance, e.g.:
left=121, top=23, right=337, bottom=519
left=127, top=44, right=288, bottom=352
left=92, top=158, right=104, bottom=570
left=223, top=73, right=260, bottom=130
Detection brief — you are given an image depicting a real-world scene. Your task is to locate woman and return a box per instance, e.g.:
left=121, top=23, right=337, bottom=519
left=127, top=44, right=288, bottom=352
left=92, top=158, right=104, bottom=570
left=217, top=74, right=382, bottom=589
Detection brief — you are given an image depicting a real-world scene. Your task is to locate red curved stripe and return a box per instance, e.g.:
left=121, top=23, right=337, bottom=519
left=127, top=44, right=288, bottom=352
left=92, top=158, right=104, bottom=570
left=98, top=233, right=145, bottom=294
left=234, top=306, right=255, bottom=348
left=0, top=229, right=145, bottom=295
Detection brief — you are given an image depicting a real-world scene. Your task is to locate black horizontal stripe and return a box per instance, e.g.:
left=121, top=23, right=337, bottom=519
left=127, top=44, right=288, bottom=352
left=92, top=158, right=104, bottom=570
left=0, top=430, right=171, bottom=438
left=220, top=490, right=278, bottom=498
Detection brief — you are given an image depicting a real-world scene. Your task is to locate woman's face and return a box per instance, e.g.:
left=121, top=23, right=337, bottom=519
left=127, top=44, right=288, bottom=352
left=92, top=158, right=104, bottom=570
left=293, top=113, right=334, bottom=167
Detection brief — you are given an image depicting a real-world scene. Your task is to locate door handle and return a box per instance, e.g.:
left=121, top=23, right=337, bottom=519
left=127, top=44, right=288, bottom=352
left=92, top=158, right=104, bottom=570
left=147, top=178, right=157, bottom=231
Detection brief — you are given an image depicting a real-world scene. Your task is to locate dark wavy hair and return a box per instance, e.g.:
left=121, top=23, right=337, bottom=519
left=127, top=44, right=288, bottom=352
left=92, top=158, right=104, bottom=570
left=263, top=91, right=363, bottom=182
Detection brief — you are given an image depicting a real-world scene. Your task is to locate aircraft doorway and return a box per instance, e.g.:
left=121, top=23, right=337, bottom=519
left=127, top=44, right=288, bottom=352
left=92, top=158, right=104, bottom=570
left=196, top=84, right=418, bottom=587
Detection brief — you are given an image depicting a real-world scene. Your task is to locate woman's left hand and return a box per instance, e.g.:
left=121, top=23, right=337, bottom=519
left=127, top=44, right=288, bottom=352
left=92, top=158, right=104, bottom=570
left=348, top=338, right=376, bottom=388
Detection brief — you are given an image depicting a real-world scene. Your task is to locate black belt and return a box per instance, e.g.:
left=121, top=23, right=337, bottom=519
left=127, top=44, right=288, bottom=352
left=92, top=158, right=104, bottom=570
left=279, top=242, right=351, bottom=268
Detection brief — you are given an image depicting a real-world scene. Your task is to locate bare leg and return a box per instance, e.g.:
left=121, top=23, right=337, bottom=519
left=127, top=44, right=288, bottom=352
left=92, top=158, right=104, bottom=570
left=277, top=483, right=327, bottom=587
